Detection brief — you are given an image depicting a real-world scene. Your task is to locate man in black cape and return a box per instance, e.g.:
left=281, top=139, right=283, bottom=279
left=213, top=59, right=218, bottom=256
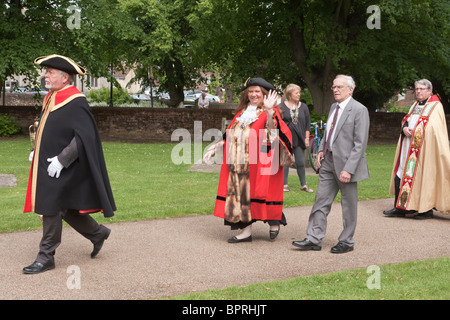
left=23, top=54, right=116, bottom=274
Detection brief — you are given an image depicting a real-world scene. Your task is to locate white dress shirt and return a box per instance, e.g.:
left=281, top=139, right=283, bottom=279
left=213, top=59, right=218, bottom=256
left=326, top=96, right=352, bottom=151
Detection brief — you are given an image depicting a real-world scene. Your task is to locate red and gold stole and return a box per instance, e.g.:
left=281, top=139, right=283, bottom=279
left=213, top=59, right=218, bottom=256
left=396, top=96, right=440, bottom=210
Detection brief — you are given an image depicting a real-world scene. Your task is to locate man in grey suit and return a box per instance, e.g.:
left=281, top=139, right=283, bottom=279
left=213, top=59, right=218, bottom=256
left=292, top=75, right=369, bottom=253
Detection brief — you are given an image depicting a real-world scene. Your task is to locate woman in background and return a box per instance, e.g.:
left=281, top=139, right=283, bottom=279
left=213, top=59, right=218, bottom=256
left=280, top=84, right=312, bottom=193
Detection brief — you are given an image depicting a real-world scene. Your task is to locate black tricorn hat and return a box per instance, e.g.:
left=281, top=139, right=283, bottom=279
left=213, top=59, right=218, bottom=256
left=34, top=54, right=86, bottom=75
left=240, top=77, right=275, bottom=92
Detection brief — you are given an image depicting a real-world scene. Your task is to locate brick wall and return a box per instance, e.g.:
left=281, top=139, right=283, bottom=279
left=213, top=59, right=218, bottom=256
left=369, top=112, right=450, bottom=143
left=0, top=106, right=235, bottom=143
left=368, top=112, right=406, bottom=143
left=1, top=106, right=449, bottom=144
left=92, top=107, right=235, bottom=142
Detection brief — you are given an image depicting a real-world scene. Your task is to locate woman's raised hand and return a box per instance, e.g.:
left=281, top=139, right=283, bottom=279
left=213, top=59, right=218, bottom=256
left=263, top=90, right=278, bottom=111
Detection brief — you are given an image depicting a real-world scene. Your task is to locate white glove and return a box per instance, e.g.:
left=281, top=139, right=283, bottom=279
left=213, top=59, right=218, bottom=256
left=47, top=156, right=64, bottom=178
left=29, top=150, right=34, bottom=162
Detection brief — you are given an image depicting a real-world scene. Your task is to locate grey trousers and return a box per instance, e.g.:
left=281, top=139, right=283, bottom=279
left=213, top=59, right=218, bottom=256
left=306, top=153, right=358, bottom=247
left=35, top=209, right=109, bottom=265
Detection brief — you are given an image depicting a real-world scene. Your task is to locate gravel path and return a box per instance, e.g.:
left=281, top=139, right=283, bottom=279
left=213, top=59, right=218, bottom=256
left=1, top=198, right=448, bottom=300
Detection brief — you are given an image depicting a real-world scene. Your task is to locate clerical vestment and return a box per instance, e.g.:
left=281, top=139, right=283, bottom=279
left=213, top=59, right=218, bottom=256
left=389, top=95, right=450, bottom=214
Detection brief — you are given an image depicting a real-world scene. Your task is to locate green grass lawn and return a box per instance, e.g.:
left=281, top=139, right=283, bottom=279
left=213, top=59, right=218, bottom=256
left=0, top=137, right=397, bottom=233
left=2, top=138, right=446, bottom=300
left=174, top=257, right=449, bottom=300
left=0, top=138, right=222, bottom=232
left=283, top=143, right=397, bottom=205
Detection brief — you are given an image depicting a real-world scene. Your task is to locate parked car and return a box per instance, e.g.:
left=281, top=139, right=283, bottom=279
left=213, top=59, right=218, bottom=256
left=184, top=89, right=202, bottom=102
left=205, top=93, right=221, bottom=102
left=156, top=91, right=170, bottom=100
left=130, top=94, right=151, bottom=102
left=11, top=87, right=48, bottom=95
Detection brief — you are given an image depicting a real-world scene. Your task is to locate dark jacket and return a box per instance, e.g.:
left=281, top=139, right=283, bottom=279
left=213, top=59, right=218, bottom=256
left=280, top=101, right=310, bottom=149
left=24, top=86, right=116, bottom=217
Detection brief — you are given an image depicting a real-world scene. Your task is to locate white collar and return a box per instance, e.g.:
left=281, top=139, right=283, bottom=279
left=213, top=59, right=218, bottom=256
left=336, top=96, right=352, bottom=109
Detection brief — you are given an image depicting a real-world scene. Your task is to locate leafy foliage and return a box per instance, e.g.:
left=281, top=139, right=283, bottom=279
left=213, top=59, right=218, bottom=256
left=0, top=1, right=70, bottom=86
left=1, top=0, right=449, bottom=112
left=87, top=87, right=133, bottom=104
left=0, top=114, right=21, bottom=137
left=191, top=0, right=450, bottom=113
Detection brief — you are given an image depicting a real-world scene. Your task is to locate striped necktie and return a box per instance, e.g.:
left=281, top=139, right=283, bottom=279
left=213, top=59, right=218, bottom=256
left=324, top=104, right=340, bottom=155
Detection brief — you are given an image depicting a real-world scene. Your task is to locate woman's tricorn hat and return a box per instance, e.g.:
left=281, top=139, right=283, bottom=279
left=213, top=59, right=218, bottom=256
left=240, top=77, right=275, bottom=92
left=34, top=54, right=86, bottom=75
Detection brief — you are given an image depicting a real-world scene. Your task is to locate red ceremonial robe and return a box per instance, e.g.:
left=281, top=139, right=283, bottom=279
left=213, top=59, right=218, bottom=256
left=214, top=106, right=293, bottom=224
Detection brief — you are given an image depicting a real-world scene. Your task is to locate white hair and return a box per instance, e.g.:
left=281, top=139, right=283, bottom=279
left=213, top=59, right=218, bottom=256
left=414, top=79, right=432, bottom=90
left=59, top=70, right=74, bottom=84
left=335, top=74, right=356, bottom=90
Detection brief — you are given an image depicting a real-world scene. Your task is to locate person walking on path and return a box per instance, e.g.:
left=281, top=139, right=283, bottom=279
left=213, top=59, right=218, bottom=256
left=23, top=54, right=116, bottom=274
left=383, top=79, right=450, bottom=219
left=292, top=75, right=369, bottom=254
left=204, top=77, right=293, bottom=242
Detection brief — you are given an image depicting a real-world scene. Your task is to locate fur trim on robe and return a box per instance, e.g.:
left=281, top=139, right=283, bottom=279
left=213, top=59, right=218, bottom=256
left=214, top=106, right=293, bottom=224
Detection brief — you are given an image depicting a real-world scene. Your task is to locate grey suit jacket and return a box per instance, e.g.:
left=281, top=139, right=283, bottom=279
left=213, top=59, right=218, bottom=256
left=319, top=97, right=370, bottom=182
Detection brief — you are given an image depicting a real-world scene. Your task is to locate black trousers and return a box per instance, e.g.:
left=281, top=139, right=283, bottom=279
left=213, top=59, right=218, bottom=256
left=35, top=209, right=109, bottom=265
left=394, top=175, right=401, bottom=207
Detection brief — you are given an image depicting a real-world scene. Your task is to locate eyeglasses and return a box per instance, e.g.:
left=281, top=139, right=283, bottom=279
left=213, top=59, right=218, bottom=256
left=415, top=87, right=429, bottom=91
left=331, top=85, right=347, bottom=91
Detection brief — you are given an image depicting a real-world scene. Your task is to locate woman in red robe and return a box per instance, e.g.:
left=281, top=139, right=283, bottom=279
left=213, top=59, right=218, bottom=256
left=204, top=78, right=294, bottom=242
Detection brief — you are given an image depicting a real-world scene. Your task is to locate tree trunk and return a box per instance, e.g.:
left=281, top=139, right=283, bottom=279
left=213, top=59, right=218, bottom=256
left=289, top=23, right=335, bottom=115
left=307, top=81, right=335, bottom=115
left=0, top=77, right=4, bottom=106
left=287, top=0, right=354, bottom=115
left=163, top=57, right=184, bottom=108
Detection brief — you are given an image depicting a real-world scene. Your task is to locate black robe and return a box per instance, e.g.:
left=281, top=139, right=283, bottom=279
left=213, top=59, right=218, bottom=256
left=24, top=86, right=116, bottom=217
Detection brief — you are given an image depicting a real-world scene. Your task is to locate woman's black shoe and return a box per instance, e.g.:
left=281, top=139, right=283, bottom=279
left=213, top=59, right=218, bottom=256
left=269, top=227, right=280, bottom=240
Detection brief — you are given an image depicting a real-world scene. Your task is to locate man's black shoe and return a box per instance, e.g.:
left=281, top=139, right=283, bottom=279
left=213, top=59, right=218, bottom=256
left=383, top=208, right=405, bottom=217
left=23, top=261, right=55, bottom=274
left=292, top=238, right=321, bottom=251
left=91, top=228, right=111, bottom=258
left=414, top=210, right=433, bottom=220
left=331, top=242, right=354, bottom=254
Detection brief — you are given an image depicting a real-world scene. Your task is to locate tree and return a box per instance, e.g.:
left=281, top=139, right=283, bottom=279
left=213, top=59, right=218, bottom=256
left=0, top=0, right=69, bottom=91
left=117, top=0, right=205, bottom=107
left=192, top=0, right=450, bottom=114
left=68, top=0, right=137, bottom=105
left=0, top=0, right=133, bottom=105
left=3, top=0, right=448, bottom=113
